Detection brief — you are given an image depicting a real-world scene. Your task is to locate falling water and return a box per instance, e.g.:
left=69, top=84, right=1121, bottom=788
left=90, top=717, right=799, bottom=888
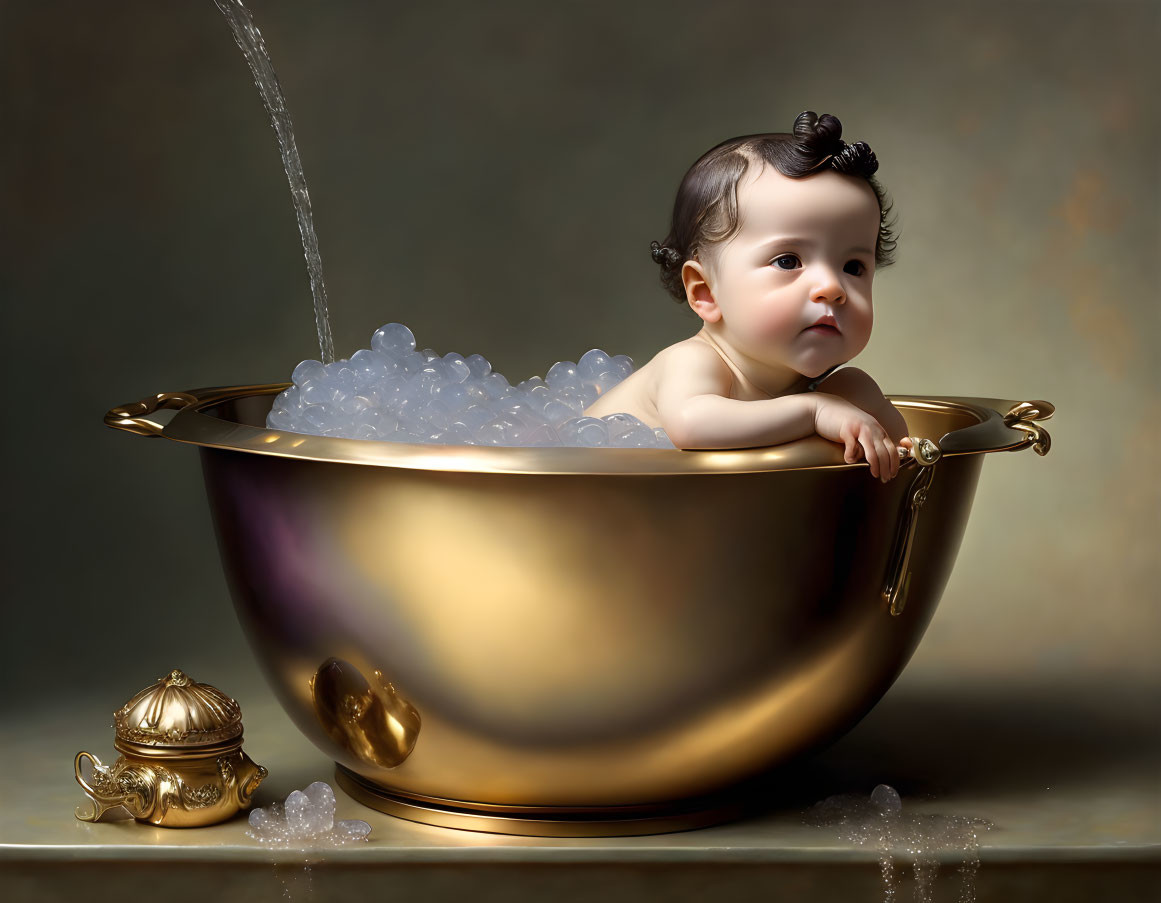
left=213, top=0, right=335, bottom=364
left=805, top=785, right=992, bottom=903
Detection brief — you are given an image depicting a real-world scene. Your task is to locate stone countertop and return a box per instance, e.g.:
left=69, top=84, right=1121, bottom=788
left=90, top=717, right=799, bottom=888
left=2, top=672, right=1157, bottom=902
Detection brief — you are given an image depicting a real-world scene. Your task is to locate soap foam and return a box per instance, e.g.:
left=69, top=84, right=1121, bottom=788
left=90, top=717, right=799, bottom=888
left=805, top=784, right=992, bottom=903
left=247, top=781, right=371, bottom=847
left=267, top=323, right=674, bottom=448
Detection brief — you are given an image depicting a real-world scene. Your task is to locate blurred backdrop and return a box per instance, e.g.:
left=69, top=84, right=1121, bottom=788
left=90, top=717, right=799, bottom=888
left=2, top=0, right=1157, bottom=711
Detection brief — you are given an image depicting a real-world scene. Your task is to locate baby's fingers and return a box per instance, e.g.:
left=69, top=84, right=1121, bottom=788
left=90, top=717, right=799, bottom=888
left=872, top=435, right=897, bottom=481
left=858, top=429, right=882, bottom=478
left=840, top=425, right=861, bottom=464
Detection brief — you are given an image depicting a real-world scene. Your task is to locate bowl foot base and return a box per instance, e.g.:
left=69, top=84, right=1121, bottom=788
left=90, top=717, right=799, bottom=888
left=334, top=765, right=744, bottom=837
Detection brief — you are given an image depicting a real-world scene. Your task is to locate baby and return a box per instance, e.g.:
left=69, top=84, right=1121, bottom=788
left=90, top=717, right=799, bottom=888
left=585, top=111, right=911, bottom=481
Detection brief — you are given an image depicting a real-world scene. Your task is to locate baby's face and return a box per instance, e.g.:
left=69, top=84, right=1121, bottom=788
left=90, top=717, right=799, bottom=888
left=700, top=166, right=881, bottom=379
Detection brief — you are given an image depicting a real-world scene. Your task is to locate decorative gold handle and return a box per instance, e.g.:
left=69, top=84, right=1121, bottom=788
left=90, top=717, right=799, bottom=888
left=934, top=398, right=1055, bottom=457
left=882, top=443, right=940, bottom=616
left=74, top=751, right=107, bottom=820
left=104, top=392, right=200, bottom=438
left=1002, top=400, right=1053, bottom=456
left=104, top=385, right=290, bottom=438
left=881, top=398, right=1054, bottom=616
left=74, top=751, right=140, bottom=822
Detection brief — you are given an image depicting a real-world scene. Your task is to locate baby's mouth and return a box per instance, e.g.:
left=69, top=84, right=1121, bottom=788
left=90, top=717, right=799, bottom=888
left=803, top=316, right=841, bottom=336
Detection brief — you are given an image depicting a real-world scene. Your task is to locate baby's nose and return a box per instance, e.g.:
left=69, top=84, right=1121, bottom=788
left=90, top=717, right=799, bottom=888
left=810, top=280, right=845, bottom=304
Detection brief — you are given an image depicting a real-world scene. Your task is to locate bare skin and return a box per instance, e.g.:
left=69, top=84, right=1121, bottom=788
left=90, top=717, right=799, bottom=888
left=586, top=164, right=910, bottom=481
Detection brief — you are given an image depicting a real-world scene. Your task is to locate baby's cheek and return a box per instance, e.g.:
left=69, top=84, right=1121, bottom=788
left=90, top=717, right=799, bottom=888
left=846, top=307, right=874, bottom=346
left=753, top=305, right=802, bottom=344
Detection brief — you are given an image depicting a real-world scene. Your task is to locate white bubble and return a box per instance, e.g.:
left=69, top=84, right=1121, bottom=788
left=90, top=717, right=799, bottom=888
left=247, top=781, right=370, bottom=847
left=333, top=818, right=372, bottom=842
left=267, top=410, right=292, bottom=431
left=372, top=322, right=416, bottom=355
left=436, top=382, right=469, bottom=408
left=455, top=405, right=493, bottom=431
left=465, top=353, right=492, bottom=378
left=611, top=354, right=634, bottom=379
left=546, top=360, right=580, bottom=391
left=541, top=399, right=576, bottom=425
left=481, top=371, right=511, bottom=400
left=604, top=412, right=660, bottom=448
left=577, top=384, right=600, bottom=408
left=559, top=417, right=610, bottom=448
left=444, top=354, right=471, bottom=383
left=441, top=422, right=476, bottom=444
left=301, top=781, right=336, bottom=832
left=871, top=783, right=903, bottom=817
left=291, top=359, right=326, bottom=386
left=269, top=324, right=673, bottom=449
left=578, top=348, right=612, bottom=381
left=301, top=405, right=331, bottom=431
left=300, top=383, right=334, bottom=406
left=349, top=348, right=394, bottom=383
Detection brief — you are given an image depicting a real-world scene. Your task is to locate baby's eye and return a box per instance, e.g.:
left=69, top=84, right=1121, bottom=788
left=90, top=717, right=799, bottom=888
left=772, top=254, right=800, bottom=270
left=844, top=260, right=867, bottom=276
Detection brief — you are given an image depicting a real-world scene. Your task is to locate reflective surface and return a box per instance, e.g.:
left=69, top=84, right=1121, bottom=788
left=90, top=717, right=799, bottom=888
left=10, top=673, right=1154, bottom=900
left=312, top=658, right=421, bottom=769
left=107, top=386, right=1051, bottom=833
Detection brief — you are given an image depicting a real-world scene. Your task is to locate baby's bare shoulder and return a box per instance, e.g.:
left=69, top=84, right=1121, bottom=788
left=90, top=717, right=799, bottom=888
left=617, top=336, right=726, bottom=386
left=651, top=335, right=734, bottom=404
left=587, top=337, right=730, bottom=422
left=651, top=335, right=732, bottom=377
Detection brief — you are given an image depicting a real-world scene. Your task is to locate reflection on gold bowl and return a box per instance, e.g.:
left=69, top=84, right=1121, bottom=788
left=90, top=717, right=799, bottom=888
left=106, top=386, right=1052, bottom=835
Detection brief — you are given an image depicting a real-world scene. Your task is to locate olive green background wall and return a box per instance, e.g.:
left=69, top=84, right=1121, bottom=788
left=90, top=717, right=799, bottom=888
left=2, top=0, right=1157, bottom=713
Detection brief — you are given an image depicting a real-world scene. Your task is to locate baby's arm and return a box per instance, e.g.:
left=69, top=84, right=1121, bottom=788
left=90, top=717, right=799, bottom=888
left=811, top=367, right=910, bottom=481
left=813, top=367, right=909, bottom=443
left=656, top=347, right=905, bottom=480
left=655, top=343, right=816, bottom=450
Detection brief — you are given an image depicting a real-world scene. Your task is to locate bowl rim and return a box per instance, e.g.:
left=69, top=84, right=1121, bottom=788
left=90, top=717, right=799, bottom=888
left=117, top=384, right=1041, bottom=476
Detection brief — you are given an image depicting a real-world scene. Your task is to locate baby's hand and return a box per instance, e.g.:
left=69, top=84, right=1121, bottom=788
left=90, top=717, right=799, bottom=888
left=812, top=394, right=904, bottom=482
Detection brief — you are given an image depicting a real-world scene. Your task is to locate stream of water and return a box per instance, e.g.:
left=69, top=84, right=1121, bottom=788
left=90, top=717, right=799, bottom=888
left=806, top=784, right=993, bottom=903
left=213, top=0, right=335, bottom=364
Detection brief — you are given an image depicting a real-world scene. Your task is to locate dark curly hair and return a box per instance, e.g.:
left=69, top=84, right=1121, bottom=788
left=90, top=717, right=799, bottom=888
left=650, top=111, right=899, bottom=302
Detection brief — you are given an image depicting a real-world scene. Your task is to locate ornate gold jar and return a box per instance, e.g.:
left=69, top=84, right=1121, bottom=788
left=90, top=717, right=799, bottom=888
left=105, top=386, right=1051, bottom=835
left=75, top=669, right=267, bottom=828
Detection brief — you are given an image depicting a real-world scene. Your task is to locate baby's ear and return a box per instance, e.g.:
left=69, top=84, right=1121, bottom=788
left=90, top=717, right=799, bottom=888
left=682, top=260, right=720, bottom=323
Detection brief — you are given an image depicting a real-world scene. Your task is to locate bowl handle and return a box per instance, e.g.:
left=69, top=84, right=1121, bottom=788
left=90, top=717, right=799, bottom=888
left=104, top=385, right=288, bottom=438
left=882, top=458, right=938, bottom=616
left=104, top=392, right=201, bottom=437
left=883, top=398, right=1054, bottom=615
left=934, top=397, right=1055, bottom=457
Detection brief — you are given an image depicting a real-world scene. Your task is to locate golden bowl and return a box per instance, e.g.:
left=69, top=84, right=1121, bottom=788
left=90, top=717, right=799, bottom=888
left=105, top=386, right=1052, bottom=835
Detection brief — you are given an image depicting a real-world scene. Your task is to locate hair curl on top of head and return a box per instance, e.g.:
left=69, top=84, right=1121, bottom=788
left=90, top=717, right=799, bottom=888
left=793, top=109, right=845, bottom=158
left=830, top=141, right=878, bottom=176
left=649, top=110, right=897, bottom=302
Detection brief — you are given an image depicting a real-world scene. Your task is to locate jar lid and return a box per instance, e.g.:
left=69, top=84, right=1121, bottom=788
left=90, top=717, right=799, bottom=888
left=114, top=669, right=243, bottom=749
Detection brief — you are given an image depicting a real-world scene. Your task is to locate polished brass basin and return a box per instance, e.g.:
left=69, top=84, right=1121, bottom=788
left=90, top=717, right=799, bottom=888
left=105, top=386, right=1052, bottom=835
